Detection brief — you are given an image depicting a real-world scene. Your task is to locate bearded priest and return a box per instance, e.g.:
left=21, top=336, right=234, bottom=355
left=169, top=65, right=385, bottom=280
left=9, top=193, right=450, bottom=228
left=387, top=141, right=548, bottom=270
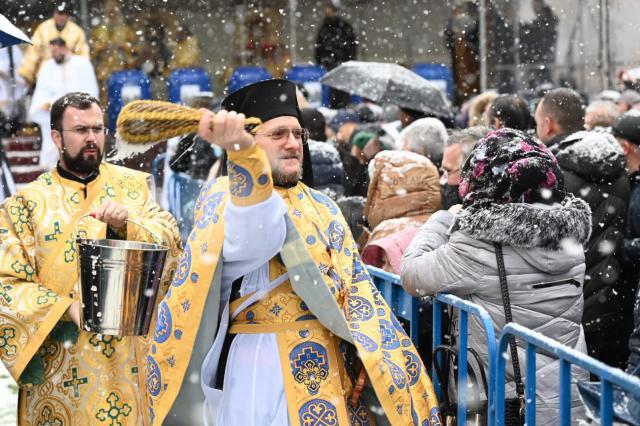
left=146, top=79, right=441, bottom=426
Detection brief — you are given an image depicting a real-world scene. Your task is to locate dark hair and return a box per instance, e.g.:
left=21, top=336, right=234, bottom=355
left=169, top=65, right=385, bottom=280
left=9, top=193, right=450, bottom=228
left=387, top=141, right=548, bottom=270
left=488, top=94, right=534, bottom=131
left=355, top=104, right=379, bottom=123
left=50, top=92, right=102, bottom=131
left=400, top=107, right=455, bottom=128
left=539, top=88, right=585, bottom=134
left=49, top=37, right=66, bottom=47
left=300, top=108, right=327, bottom=141
left=400, top=107, right=427, bottom=121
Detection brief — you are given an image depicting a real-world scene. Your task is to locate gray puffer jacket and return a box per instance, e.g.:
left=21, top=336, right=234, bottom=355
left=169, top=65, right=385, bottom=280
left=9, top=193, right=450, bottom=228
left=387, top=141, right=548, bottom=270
left=401, top=196, right=592, bottom=423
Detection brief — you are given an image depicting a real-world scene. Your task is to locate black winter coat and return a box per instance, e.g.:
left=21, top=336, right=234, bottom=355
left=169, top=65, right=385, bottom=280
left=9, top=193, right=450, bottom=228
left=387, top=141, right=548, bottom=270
left=625, top=173, right=640, bottom=379
left=624, top=172, right=640, bottom=272
left=170, top=133, right=218, bottom=181
left=314, top=16, right=357, bottom=70
left=308, top=140, right=344, bottom=195
left=550, top=131, right=632, bottom=368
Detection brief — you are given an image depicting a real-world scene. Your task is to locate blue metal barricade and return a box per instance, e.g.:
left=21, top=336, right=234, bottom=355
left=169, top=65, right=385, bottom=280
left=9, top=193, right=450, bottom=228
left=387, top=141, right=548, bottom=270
left=167, top=172, right=204, bottom=243
left=411, top=63, right=453, bottom=99
left=150, top=152, right=166, bottom=187
left=227, top=66, right=272, bottom=94
left=285, top=64, right=327, bottom=107
left=433, top=293, right=497, bottom=426
left=367, top=266, right=419, bottom=346
left=107, top=70, right=151, bottom=131
left=167, top=68, right=212, bottom=104
left=496, top=322, right=640, bottom=426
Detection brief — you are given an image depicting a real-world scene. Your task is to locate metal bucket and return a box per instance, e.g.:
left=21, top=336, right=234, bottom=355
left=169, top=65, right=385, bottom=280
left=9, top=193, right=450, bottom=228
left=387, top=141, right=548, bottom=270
left=76, top=214, right=168, bottom=336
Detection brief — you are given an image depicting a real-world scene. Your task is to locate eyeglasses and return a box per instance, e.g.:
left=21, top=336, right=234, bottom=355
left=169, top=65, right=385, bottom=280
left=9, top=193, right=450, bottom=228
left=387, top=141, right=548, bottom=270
left=253, top=127, right=309, bottom=145
left=60, top=126, right=109, bottom=136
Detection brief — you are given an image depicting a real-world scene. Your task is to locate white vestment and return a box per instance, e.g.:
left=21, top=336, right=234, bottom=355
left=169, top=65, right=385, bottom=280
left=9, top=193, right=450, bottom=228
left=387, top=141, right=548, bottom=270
left=200, top=193, right=291, bottom=426
left=28, top=55, right=98, bottom=170
left=0, top=46, right=26, bottom=119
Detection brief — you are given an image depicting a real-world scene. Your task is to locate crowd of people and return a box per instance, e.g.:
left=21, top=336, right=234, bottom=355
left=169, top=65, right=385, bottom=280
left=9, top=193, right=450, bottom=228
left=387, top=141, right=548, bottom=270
left=309, top=85, right=640, bottom=376
left=114, top=72, right=640, bottom=422
left=2, top=0, right=640, bottom=425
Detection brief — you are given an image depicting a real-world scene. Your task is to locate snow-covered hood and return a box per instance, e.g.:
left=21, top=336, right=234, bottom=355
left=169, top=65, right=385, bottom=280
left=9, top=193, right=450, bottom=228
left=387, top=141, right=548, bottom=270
left=308, top=139, right=341, bottom=165
left=551, top=130, right=626, bottom=181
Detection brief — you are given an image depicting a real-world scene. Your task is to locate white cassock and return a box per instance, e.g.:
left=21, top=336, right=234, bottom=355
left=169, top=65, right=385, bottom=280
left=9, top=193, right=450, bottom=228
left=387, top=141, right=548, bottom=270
left=27, top=55, right=99, bottom=170
left=0, top=46, right=26, bottom=120
left=200, top=193, right=291, bottom=426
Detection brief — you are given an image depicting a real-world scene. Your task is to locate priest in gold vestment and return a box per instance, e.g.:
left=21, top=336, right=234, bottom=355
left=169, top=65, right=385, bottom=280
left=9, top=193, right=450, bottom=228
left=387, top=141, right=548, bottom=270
left=145, top=80, right=441, bottom=425
left=18, top=3, right=90, bottom=87
left=0, top=92, right=181, bottom=425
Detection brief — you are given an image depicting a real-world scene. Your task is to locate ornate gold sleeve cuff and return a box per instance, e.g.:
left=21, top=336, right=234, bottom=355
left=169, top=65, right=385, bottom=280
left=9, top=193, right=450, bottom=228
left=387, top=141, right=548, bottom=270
left=227, top=143, right=273, bottom=206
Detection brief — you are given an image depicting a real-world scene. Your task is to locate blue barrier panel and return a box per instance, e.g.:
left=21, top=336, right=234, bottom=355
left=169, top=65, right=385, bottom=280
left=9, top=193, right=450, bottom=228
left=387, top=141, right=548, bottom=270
left=167, top=68, right=212, bottom=104
left=227, top=66, right=272, bottom=94
left=285, top=64, right=327, bottom=107
left=150, top=152, right=166, bottom=189
left=433, top=293, right=497, bottom=426
left=167, top=172, right=204, bottom=243
left=411, top=63, right=453, bottom=99
left=107, top=70, right=151, bottom=131
left=367, top=266, right=419, bottom=346
left=285, top=64, right=325, bottom=82
left=496, top=323, right=640, bottom=426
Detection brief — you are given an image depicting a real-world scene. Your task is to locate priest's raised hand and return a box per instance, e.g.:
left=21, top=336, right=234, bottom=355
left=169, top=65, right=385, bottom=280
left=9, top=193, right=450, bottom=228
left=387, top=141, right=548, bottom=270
left=197, top=109, right=254, bottom=152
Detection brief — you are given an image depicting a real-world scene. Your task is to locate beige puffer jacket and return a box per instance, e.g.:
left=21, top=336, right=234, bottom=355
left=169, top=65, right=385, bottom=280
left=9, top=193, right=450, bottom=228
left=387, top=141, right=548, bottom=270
left=364, top=150, right=440, bottom=247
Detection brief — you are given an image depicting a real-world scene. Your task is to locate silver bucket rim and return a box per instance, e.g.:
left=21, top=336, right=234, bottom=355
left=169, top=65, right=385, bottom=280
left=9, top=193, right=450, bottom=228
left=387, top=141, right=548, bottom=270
left=76, top=238, right=168, bottom=251
left=75, top=213, right=166, bottom=248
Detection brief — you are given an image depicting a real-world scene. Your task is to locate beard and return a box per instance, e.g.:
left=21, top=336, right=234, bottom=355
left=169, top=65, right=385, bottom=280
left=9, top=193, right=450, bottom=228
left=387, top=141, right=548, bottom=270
left=272, top=167, right=302, bottom=188
left=61, top=138, right=102, bottom=175
left=272, top=155, right=303, bottom=188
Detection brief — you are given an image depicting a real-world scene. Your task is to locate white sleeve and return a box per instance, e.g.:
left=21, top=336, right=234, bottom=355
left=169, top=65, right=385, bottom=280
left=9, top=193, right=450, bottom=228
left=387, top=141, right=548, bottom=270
left=28, top=63, right=50, bottom=120
left=80, top=58, right=99, bottom=98
left=221, top=192, right=287, bottom=284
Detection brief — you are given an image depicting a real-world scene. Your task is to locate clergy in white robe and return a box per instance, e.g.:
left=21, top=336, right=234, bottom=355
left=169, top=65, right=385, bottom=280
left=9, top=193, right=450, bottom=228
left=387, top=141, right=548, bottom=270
left=28, top=38, right=98, bottom=171
left=0, top=46, right=26, bottom=120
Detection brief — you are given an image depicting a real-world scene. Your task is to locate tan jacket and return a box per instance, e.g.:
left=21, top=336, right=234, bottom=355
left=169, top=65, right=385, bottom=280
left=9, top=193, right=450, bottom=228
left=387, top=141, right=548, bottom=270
left=364, top=150, right=440, bottom=231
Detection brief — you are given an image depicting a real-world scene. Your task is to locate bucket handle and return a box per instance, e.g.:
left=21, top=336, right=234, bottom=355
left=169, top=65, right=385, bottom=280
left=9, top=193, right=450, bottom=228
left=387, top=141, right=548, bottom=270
left=75, top=213, right=164, bottom=245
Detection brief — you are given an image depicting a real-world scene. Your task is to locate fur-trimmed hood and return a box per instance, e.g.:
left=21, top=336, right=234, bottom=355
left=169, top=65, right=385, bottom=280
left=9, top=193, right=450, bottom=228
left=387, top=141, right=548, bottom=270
left=450, top=195, right=592, bottom=249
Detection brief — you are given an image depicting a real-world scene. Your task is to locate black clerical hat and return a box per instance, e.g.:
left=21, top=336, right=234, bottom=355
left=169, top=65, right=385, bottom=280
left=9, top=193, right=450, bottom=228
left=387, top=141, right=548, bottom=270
left=219, top=79, right=314, bottom=187
left=221, top=79, right=302, bottom=124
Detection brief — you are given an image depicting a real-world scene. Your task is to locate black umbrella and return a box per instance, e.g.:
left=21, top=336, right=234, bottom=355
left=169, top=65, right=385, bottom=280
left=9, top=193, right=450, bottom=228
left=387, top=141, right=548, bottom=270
left=320, top=61, right=451, bottom=119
